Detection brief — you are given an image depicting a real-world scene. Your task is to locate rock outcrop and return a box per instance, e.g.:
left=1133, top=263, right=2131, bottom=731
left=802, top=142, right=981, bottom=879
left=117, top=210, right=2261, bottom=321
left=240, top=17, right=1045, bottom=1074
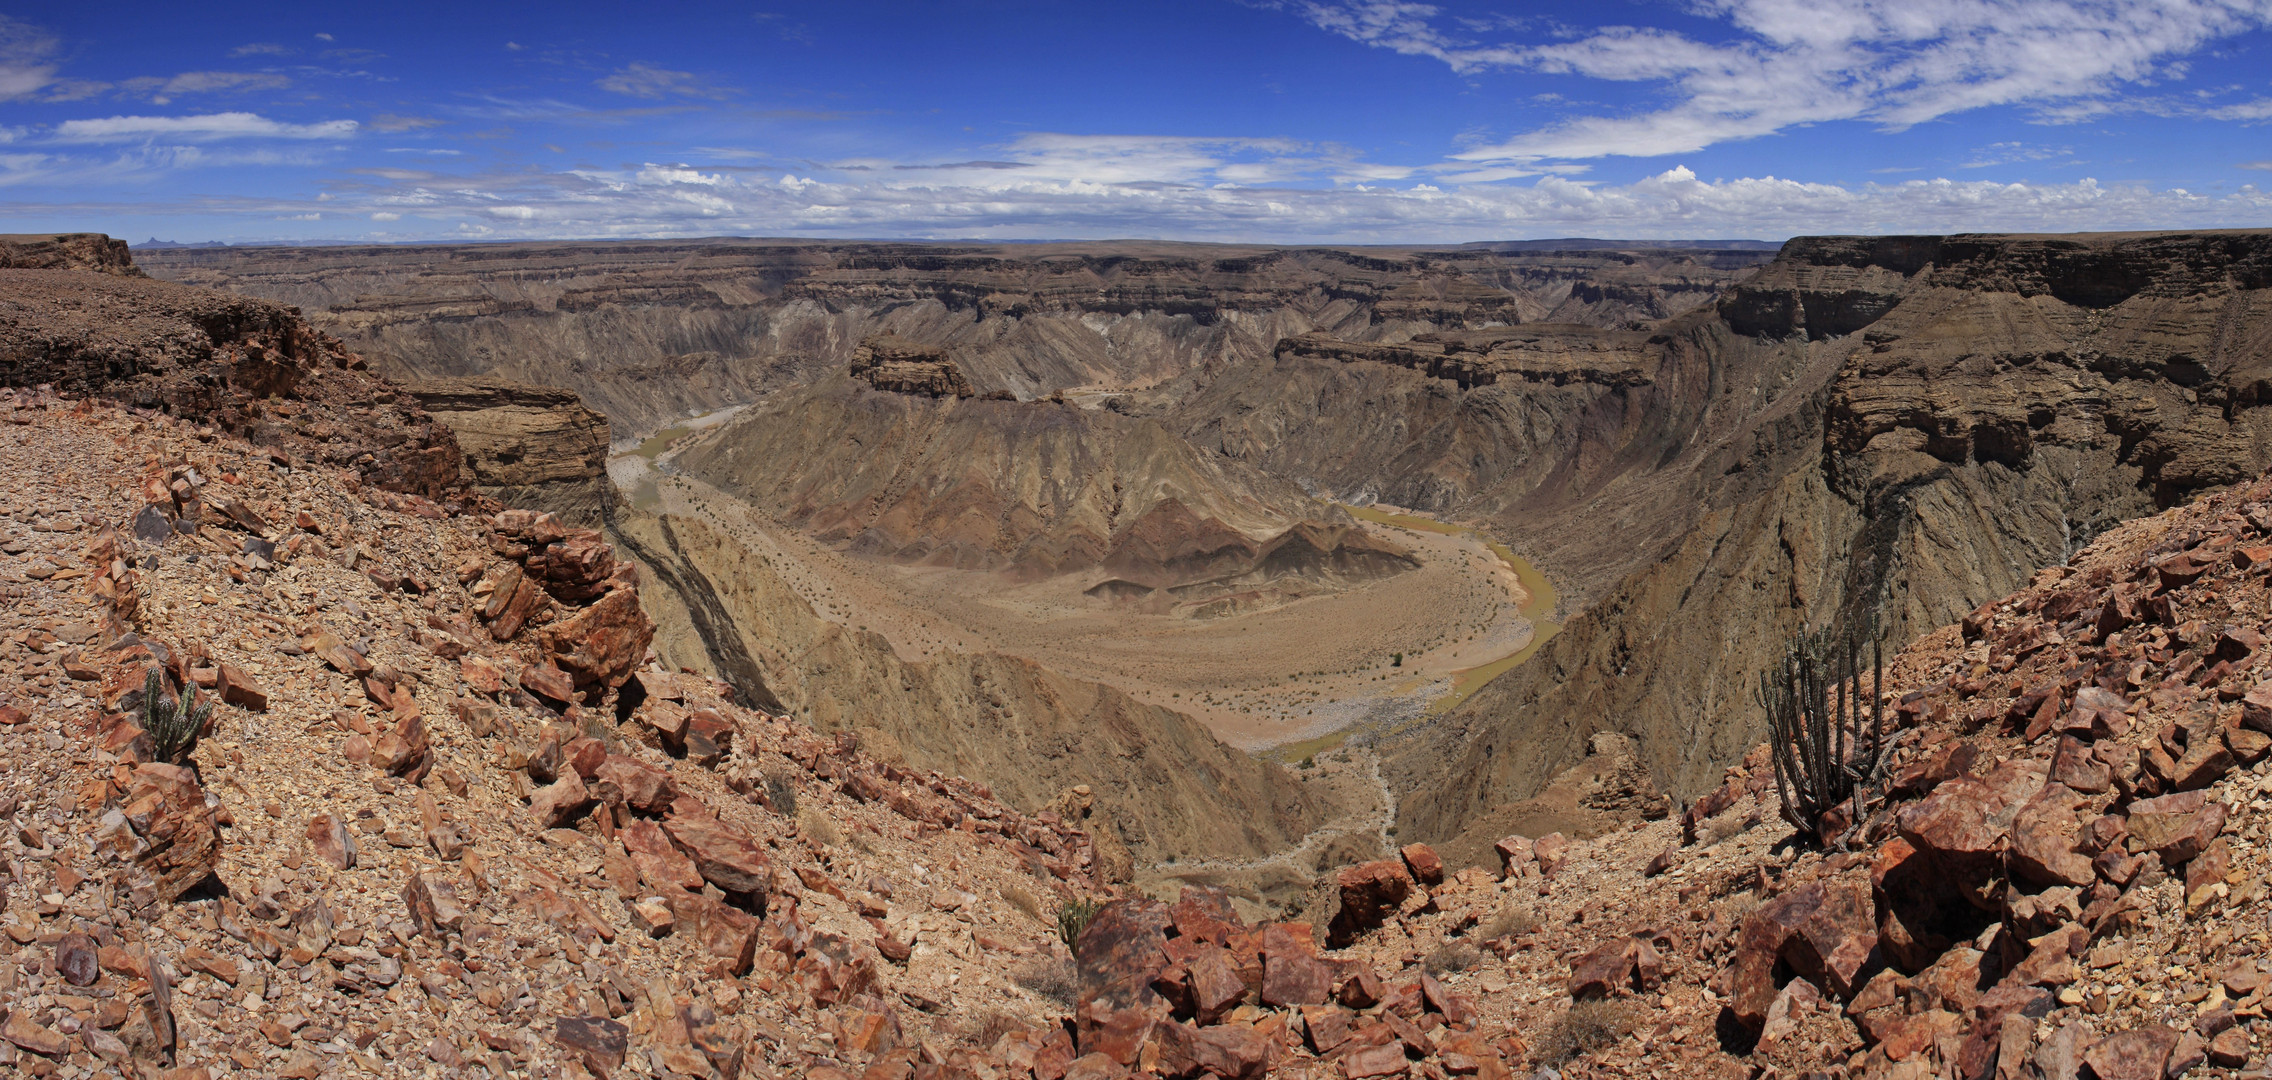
left=0, top=233, right=142, bottom=275
left=848, top=334, right=974, bottom=398
left=0, top=261, right=464, bottom=499
left=406, top=377, right=614, bottom=525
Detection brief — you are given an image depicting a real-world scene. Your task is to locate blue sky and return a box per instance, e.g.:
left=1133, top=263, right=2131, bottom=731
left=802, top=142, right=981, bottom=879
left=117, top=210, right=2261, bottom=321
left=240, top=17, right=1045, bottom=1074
left=2, top=1, right=2270, bottom=242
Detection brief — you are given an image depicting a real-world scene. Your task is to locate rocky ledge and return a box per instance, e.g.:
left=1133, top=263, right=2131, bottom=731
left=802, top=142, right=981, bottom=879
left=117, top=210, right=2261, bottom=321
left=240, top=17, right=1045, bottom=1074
left=850, top=335, right=977, bottom=399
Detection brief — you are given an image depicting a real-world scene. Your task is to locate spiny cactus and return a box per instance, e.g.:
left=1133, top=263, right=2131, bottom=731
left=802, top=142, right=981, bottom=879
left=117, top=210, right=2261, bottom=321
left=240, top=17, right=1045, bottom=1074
left=144, top=667, right=211, bottom=765
left=1759, top=616, right=1887, bottom=847
left=1057, top=897, right=1104, bottom=952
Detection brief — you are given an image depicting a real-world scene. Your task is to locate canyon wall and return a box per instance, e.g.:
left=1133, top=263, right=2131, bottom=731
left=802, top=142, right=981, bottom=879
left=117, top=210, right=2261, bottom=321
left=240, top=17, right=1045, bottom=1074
left=1385, top=230, right=2272, bottom=865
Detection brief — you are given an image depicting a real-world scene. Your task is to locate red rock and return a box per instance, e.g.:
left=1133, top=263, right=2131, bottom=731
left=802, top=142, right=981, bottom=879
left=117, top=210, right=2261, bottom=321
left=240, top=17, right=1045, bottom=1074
left=1261, top=941, right=1334, bottom=1008
left=303, top=812, right=357, bottom=870
left=2063, top=686, right=2132, bottom=740
left=2048, top=735, right=2111, bottom=793
left=370, top=711, right=431, bottom=778
left=1303, top=1004, right=1355, bottom=1054
left=216, top=663, right=267, bottom=710
left=2008, top=782, right=2097, bottom=887
left=1889, top=738, right=1980, bottom=797
left=1188, top=944, right=1250, bottom=1023
left=1341, top=1043, right=1411, bottom=1078
left=1076, top=899, right=1173, bottom=1019
left=1337, top=962, right=1384, bottom=1009
left=1171, top=885, right=1242, bottom=944
left=1728, top=880, right=1877, bottom=1027
left=620, top=819, right=705, bottom=891
left=1155, top=1020, right=1273, bottom=1080
left=2083, top=1024, right=2178, bottom=1080
left=55, top=932, right=98, bottom=986
left=1568, top=938, right=1638, bottom=1000
left=662, top=811, right=774, bottom=899
left=2209, top=1027, right=2250, bottom=1067
left=2126, top=789, right=2226, bottom=863
left=2236, top=545, right=2272, bottom=570
left=2009, top=923, right=2087, bottom=987
left=553, top=1016, right=629, bottom=1077
left=119, top=762, right=218, bottom=901
left=543, top=587, right=655, bottom=689
left=2187, top=837, right=2233, bottom=905
left=1420, top=971, right=1476, bottom=1026
left=1078, top=1006, right=1158, bottom=1067
left=461, top=655, right=504, bottom=694
left=1399, top=843, right=1445, bottom=886
left=2, top=1011, right=68, bottom=1057
left=1896, top=764, right=2040, bottom=909
left=1493, top=835, right=1534, bottom=877
left=401, top=872, right=467, bottom=939
left=1327, top=860, right=1412, bottom=947
left=661, top=891, right=759, bottom=976
left=529, top=770, right=592, bottom=828
left=519, top=662, right=576, bottom=703
left=562, top=737, right=608, bottom=780
left=1533, top=831, right=1571, bottom=875
left=593, top=756, right=678, bottom=813
left=2244, top=682, right=2272, bottom=734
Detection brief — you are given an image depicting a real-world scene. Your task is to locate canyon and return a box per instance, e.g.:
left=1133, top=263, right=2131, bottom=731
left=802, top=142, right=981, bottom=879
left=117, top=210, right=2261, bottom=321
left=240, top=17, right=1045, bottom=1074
left=2, top=230, right=2271, bottom=1078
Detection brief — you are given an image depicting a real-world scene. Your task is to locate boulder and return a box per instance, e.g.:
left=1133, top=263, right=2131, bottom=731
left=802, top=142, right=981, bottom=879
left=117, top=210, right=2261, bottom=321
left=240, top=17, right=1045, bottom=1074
left=1399, top=843, right=1445, bottom=886
left=661, top=811, right=774, bottom=900
left=305, top=813, right=357, bottom=870
left=2007, top=783, right=2096, bottom=888
left=593, top=757, right=678, bottom=813
left=1568, top=938, right=1639, bottom=1000
left=120, top=763, right=219, bottom=901
left=1728, top=880, right=1877, bottom=1027
left=529, top=770, right=592, bottom=828
left=1896, top=762, right=2042, bottom=909
left=2082, top=1024, right=2178, bottom=1080
left=2126, top=789, right=2226, bottom=864
left=1075, top=898, right=1173, bottom=1016
left=402, top=872, right=468, bottom=940
left=1327, top=860, right=1412, bottom=947
left=1494, top=835, right=1534, bottom=877
left=543, top=587, right=655, bottom=689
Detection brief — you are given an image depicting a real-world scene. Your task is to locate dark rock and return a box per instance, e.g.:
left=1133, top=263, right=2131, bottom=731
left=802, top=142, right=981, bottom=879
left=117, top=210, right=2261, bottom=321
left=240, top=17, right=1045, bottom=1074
left=553, top=1016, right=629, bottom=1077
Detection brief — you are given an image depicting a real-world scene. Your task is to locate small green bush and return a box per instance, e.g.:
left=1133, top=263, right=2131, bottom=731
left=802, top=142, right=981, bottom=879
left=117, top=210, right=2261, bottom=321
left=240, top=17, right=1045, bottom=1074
left=143, top=668, right=211, bottom=765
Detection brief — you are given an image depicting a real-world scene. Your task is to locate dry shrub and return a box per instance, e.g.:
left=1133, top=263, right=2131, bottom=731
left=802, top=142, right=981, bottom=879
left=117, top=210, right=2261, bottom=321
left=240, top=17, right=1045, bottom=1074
left=1536, top=1000, right=1647, bottom=1065
left=1423, top=942, right=1481, bottom=975
left=763, top=771, right=798, bottom=817
left=1000, top=881, right=1047, bottom=923
left=1705, top=812, right=1748, bottom=846
left=796, top=806, right=841, bottom=848
left=1011, top=956, right=1078, bottom=1006
left=1478, top=902, right=1540, bottom=942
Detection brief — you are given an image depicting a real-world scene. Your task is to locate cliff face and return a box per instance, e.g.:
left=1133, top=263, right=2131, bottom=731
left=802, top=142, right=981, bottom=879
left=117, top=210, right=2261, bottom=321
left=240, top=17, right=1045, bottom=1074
left=405, top=377, right=615, bottom=525
left=139, top=240, right=1773, bottom=439
left=0, top=233, right=142, bottom=275
left=1387, top=230, right=2272, bottom=862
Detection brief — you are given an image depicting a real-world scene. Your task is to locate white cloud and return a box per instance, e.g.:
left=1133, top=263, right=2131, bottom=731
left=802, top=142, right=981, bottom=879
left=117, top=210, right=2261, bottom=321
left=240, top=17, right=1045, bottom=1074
left=596, top=62, right=732, bottom=100
left=0, top=15, right=58, bottom=102
left=1296, top=0, right=2272, bottom=161
left=75, top=152, right=2262, bottom=242
left=51, top=112, right=359, bottom=143
left=229, top=43, right=291, bottom=58
left=118, top=71, right=293, bottom=105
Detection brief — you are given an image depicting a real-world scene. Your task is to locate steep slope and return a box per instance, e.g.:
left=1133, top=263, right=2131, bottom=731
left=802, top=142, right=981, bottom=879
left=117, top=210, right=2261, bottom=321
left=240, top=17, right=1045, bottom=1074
left=671, top=371, right=1388, bottom=583
left=608, top=507, right=1332, bottom=866
left=1385, top=230, right=2272, bottom=861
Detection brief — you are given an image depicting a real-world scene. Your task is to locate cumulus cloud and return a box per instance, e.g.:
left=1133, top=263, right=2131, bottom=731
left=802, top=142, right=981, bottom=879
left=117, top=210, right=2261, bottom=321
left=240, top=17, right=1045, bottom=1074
left=51, top=112, right=359, bottom=142
left=0, top=15, right=59, bottom=102
left=1295, top=0, right=2272, bottom=161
